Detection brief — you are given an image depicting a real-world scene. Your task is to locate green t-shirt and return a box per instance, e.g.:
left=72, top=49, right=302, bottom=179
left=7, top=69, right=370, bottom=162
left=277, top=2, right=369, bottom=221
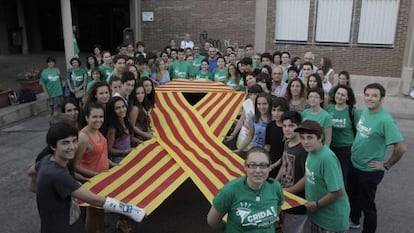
left=98, top=64, right=113, bottom=83
left=193, top=55, right=206, bottom=69
left=169, top=61, right=193, bottom=79
left=351, top=108, right=403, bottom=171
left=140, top=70, right=150, bottom=78
left=253, top=62, right=263, bottom=70
left=226, top=76, right=239, bottom=89
left=213, top=176, right=284, bottom=233
left=305, top=145, right=350, bottom=231
left=326, top=104, right=360, bottom=147
left=86, top=81, right=96, bottom=92
left=213, top=68, right=228, bottom=82
left=66, top=68, right=87, bottom=89
left=301, top=109, right=333, bottom=129
left=39, top=68, right=63, bottom=98
left=195, top=71, right=213, bottom=81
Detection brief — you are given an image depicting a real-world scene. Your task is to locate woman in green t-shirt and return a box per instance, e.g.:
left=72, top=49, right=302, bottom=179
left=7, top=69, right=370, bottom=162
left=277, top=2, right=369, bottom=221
left=195, top=59, right=212, bottom=81
left=225, top=63, right=241, bottom=90
left=326, top=85, right=359, bottom=192
left=207, top=147, right=284, bottom=233
left=213, top=56, right=228, bottom=82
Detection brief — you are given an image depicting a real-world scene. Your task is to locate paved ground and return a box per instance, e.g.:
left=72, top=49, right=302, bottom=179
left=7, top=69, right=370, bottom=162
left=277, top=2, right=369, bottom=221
left=0, top=106, right=413, bottom=233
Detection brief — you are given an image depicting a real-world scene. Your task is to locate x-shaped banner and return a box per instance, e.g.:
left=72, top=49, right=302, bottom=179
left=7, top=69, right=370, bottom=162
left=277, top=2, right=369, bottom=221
left=83, top=80, right=305, bottom=214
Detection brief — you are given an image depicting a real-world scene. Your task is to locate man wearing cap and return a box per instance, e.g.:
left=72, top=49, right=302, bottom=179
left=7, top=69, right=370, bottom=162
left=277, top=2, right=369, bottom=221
left=296, top=120, right=350, bottom=233
left=349, top=83, right=406, bottom=232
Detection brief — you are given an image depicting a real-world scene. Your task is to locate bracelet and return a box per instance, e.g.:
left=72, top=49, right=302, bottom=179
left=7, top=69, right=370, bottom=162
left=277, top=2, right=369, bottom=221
left=315, top=200, right=319, bottom=209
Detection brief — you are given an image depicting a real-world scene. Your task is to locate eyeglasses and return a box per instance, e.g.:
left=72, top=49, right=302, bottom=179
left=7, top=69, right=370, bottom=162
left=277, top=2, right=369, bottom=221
left=246, top=163, right=269, bottom=169
left=308, top=95, right=321, bottom=99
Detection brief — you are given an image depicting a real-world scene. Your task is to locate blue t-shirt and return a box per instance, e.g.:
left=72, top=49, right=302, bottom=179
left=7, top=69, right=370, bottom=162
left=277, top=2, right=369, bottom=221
left=248, top=118, right=270, bottom=147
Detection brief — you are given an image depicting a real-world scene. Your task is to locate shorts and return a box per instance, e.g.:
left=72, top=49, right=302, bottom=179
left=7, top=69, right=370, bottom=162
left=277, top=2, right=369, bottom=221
left=48, top=96, right=63, bottom=108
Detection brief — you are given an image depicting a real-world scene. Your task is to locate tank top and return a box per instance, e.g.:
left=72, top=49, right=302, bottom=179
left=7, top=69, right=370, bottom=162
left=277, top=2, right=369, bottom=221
left=79, top=128, right=109, bottom=172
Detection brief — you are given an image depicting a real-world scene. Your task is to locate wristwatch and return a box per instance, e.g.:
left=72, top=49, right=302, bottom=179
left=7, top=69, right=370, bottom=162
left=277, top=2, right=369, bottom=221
left=383, top=163, right=390, bottom=171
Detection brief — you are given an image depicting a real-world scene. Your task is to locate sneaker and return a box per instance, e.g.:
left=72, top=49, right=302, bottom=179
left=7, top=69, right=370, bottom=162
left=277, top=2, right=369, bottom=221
left=349, top=221, right=361, bottom=229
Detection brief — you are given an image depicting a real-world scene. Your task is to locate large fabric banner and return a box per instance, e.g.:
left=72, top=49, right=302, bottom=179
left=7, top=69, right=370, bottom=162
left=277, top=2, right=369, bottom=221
left=83, top=80, right=306, bottom=214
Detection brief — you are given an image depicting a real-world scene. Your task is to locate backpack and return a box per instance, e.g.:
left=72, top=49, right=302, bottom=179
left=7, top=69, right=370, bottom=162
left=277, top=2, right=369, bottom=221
left=19, top=88, right=37, bottom=103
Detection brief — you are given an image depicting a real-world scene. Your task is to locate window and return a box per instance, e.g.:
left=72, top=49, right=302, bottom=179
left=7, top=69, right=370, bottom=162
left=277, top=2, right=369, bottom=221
left=275, top=0, right=310, bottom=41
left=315, top=0, right=354, bottom=43
left=274, top=0, right=400, bottom=46
left=358, top=0, right=400, bottom=44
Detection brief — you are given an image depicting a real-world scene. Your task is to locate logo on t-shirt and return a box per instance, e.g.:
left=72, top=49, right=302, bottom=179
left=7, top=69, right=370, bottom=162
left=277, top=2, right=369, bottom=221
left=48, top=75, right=59, bottom=82
left=332, top=118, right=347, bottom=128
left=236, top=202, right=278, bottom=228
left=357, top=117, right=371, bottom=138
left=305, top=162, right=315, bottom=184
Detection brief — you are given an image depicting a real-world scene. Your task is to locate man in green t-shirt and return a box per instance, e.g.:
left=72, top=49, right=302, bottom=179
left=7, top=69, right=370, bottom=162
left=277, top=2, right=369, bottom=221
left=295, top=120, right=350, bottom=232
left=40, top=56, right=64, bottom=116
left=168, top=49, right=193, bottom=79
left=349, top=83, right=406, bottom=232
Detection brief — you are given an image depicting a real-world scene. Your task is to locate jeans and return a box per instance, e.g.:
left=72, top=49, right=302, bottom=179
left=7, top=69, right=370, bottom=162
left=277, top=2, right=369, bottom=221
left=348, top=165, right=384, bottom=233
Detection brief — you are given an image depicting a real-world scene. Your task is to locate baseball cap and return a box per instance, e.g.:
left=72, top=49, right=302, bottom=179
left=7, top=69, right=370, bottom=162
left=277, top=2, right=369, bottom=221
left=294, top=120, right=323, bottom=135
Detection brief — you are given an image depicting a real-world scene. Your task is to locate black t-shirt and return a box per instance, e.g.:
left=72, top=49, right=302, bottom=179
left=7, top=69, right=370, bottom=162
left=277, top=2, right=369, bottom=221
left=266, top=121, right=285, bottom=178
left=279, top=141, right=308, bottom=215
left=279, top=141, right=307, bottom=198
left=36, top=157, right=83, bottom=233
left=265, top=121, right=284, bottom=162
left=36, top=147, right=76, bottom=177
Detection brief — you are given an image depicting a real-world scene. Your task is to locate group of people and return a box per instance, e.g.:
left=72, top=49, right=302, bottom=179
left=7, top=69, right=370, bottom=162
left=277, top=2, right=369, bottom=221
left=31, top=37, right=406, bottom=233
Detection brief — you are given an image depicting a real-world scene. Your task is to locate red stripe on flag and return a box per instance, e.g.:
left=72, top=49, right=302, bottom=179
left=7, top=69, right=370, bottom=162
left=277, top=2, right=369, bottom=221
left=165, top=92, right=245, bottom=172
left=106, top=150, right=171, bottom=198
left=152, top=99, right=220, bottom=195
left=166, top=92, right=244, bottom=172
left=89, top=142, right=162, bottom=194
left=212, top=93, right=246, bottom=136
left=156, top=93, right=242, bottom=179
left=205, top=92, right=237, bottom=126
left=140, top=168, right=186, bottom=206
left=120, top=158, right=180, bottom=203
left=195, top=93, right=216, bottom=113
left=160, top=92, right=241, bottom=177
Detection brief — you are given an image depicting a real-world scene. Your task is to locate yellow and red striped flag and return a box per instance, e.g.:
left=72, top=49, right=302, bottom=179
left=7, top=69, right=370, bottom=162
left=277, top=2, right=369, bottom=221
left=83, top=81, right=306, bottom=214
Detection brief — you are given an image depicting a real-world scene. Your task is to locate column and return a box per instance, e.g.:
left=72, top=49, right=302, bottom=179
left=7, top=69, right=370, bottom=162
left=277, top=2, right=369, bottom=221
left=60, top=0, right=74, bottom=69
left=254, top=0, right=268, bottom=53
left=129, top=0, right=142, bottom=44
left=16, top=0, right=29, bottom=54
left=400, top=1, right=414, bottom=95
